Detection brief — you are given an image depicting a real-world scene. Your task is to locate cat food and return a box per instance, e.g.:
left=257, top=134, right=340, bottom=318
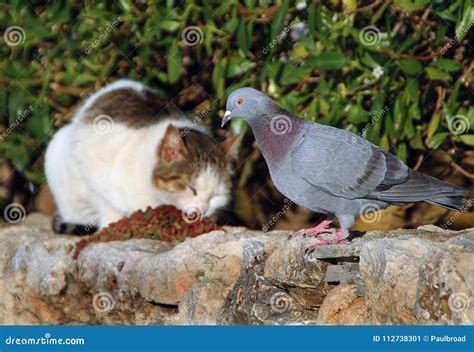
left=71, top=205, right=222, bottom=259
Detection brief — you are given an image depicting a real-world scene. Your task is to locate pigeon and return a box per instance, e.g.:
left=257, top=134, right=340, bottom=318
left=222, top=88, right=469, bottom=251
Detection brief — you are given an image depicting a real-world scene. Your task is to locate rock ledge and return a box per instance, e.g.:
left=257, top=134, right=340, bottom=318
left=1, top=214, right=472, bottom=325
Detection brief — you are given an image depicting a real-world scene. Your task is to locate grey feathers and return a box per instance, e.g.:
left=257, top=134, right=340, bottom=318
left=224, top=88, right=469, bottom=229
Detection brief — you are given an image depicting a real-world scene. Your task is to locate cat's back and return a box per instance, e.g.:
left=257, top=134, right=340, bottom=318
left=73, top=79, right=178, bottom=128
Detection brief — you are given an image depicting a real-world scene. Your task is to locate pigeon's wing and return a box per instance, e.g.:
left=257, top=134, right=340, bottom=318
left=290, top=123, right=409, bottom=199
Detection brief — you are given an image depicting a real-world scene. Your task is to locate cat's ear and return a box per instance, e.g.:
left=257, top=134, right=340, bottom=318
left=220, top=134, right=241, bottom=160
left=160, top=125, right=188, bottom=163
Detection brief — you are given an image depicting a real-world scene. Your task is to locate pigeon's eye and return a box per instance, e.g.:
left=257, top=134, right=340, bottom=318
left=235, top=97, right=245, bottom=106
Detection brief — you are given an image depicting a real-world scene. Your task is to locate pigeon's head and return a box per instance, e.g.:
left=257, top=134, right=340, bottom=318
left=222, top=87, right=266, bottom=127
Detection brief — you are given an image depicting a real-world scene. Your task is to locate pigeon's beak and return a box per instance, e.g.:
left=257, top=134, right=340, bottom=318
left=221, top=111, right=232, bottom=127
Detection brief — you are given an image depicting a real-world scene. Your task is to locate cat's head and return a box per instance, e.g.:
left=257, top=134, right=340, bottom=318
left=152, top=124, right=240, bottom=220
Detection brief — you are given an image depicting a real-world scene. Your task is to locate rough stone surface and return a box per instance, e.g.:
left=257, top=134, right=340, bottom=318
left=1, top=213, right=472, bottom=325
left=316, top=284, right=368, bottom=325
left=360, top=232, right=474, bottom=325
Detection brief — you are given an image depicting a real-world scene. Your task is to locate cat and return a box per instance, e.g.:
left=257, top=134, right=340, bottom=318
left=45, top=79, right=239, bottom=233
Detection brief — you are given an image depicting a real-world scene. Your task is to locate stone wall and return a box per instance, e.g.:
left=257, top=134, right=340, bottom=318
left=1, top=214, right=472, bottom=325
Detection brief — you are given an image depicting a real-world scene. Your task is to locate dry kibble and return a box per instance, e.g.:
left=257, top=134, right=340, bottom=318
left=72, top=205, right=222, bottom=259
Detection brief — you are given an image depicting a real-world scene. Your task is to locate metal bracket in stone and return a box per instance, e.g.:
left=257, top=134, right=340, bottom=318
left=325, top=263, right=365, bottom=296
left=307, top=242, right=361, bottom=264
left=306, top=242, right=366, bottom=296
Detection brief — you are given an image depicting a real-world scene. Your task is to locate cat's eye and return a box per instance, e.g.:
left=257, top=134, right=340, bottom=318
left=187, top=185, right=197, bottom=196
left=235, top=97, right=245, bottom=106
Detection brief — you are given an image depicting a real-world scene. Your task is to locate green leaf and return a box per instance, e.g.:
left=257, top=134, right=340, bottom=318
left=385, top=112, right=395, bottom=139
left=236, top=18, right=250, bottom=52
left=372, top=2, right=389, bottom=23
left=404, top=79, right=420, bottom=104
left=292, top=43, right=309, bottom=60
left=271, top=0, right=290, bottom=39
left=393, top=0, right=430, bottom=12
left=361, top=52, right=381, bottom=69
left=370, top=91, right=386, bottom=116
left=403, top=114, right=416, bottom=139
left=226, top=56, right=256, bottom=78
left=408, top=102, right=421, bottom=121
left=398, top=58, right=422, bottom=75
left=429, top=132, right=450, bottom=149
left=167, top=42, right=182, bottom=83
left=396, top=143, right=407, bottom=163
left=346, top=104, right=368, bottom=124
left=161, top=20, right=180, bottom=32
left=457, top=134, right=474, bottom=146
left=280, top=65, right=313, bottom=85
left=436, top=9, right=457, bottom=22
left=264, top=62, right=281, bottom=81
left=380, top=134, right=390, bottom=151
left=307, top=51, right=347, bottom=71
left=456, top=0, right=472, bottom=40
left=223, top=17, right=238, bottom=33
left=425, top=67, right=451, bottom=81
left=212, top=58, right=226, bottom=99
left=427, top=112, right=441, bottom=140
left=433, top=58, right=462, bottom=72
left=411, top=130, right=425, bottom=150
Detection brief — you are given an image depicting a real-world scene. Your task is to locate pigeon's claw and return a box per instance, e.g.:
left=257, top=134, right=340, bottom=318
left=304, top=229, right=348, bottom=254
left=289, top=219, right=335, bottom=240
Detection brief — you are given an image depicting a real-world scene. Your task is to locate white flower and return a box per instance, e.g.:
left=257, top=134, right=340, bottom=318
left=268, top=80, right=278, bottom=95
left=363, top=78, right=371, bottom=85
left=296, top=1, right=307, bottom=10
left=372, top=66, right=384, bottom=79
left=290, top=22, right=308, bottom=41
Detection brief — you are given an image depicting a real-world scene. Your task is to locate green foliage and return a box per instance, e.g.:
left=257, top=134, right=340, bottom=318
left=0, top=0, right=472, bottom=187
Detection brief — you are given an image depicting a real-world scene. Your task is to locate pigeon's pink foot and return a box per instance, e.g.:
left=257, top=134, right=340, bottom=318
left=304, top=229, right=348, bottom=254
left=289, top=220, right=335, bottom=240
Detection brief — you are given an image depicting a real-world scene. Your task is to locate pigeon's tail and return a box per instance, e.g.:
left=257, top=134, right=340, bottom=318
left=371, top=170, right=469, bottom=206
left=425, top=197, right=471, bottom=211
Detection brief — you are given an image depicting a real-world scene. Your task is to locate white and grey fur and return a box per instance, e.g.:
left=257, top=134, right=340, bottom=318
left=45, top=80, right=236, bottom=232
